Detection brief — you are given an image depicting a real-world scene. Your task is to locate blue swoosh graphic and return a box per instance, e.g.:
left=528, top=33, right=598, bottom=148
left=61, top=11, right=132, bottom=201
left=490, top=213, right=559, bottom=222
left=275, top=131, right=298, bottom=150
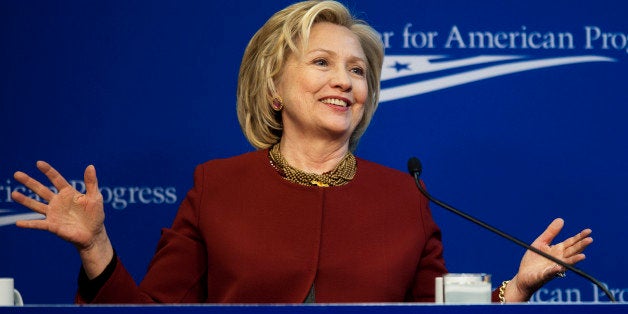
left=0, top=209, right=45, bottom=227
left=382, top=55, right=525, bottom=80
left=380, top=55, right=615, bottom=102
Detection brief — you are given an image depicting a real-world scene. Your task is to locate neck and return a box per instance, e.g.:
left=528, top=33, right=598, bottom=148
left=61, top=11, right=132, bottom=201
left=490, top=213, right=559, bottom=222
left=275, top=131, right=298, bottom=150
left=277, top=137, right=350, bottom=175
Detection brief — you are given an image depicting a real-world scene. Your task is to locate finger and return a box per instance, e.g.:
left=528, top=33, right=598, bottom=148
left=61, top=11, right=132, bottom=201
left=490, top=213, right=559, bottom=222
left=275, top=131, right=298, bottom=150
left=564, top=236, right=593, bottom=258
left=564, top=252, right=587, bottom=265
left=565, top=229, right=593, bottom=248
left=533, top=218, right=564, bottom=246
left=15, top=218, right=49, bottom=231
left=10, top=191, right=48, bottom=214
left=13, top=171, right=56, bottom=202
left=37, top=161, right=71, bottom=192
left=557, top=228, right=592, bottom=257
left=84, top=165, right=100, bottom=196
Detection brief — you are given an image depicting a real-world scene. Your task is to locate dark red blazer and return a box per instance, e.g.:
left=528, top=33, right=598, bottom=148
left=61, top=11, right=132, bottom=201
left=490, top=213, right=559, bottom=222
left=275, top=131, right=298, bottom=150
left=77, top=149, right=450, bottom=303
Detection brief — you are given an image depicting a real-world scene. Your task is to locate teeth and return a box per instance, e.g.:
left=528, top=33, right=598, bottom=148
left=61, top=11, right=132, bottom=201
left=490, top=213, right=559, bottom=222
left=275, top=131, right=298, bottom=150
left=321, top=98, right=348, bottom=107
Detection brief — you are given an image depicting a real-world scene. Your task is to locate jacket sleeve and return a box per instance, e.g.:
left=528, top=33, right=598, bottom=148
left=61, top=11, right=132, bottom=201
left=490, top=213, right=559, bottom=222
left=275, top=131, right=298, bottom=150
left=406, top=179, right=448, bottom=302
left=75, top=164, right=208, bottom=303
left=406, top=181, right=504, bottom=303
left=407, top=205, right=448, bottom=301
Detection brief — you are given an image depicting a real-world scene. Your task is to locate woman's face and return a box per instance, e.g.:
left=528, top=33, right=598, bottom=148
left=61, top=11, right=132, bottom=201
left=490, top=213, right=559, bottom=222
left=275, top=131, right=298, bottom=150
left=276, top=22, right=368, bottom=146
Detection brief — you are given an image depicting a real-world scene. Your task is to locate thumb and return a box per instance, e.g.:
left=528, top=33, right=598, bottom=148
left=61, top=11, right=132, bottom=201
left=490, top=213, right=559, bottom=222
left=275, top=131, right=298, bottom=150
left=84, top=165, right=100, bottom=196
left=532, top=218, right=564, bottom=247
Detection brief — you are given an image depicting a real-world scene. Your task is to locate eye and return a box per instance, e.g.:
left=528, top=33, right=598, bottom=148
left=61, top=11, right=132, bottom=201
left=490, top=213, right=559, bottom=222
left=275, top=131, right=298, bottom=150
left=351, top=66, right=366, bottom=77
left=313, top=58, right=328, bottom=67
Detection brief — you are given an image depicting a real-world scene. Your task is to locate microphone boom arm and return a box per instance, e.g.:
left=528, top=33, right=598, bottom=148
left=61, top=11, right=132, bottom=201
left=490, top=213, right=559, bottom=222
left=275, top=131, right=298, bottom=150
left=408, top=160, right=615, bottom=302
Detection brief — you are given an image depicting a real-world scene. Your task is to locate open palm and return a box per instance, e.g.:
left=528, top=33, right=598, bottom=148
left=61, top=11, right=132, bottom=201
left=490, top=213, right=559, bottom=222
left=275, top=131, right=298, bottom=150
left=513, top=218, right=593, bottom=298
left=12, top=161, right=105, bottom=251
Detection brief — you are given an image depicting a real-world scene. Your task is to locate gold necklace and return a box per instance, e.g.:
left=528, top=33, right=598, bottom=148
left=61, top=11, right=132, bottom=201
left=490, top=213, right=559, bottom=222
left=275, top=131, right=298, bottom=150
left=268, top=144, right=356, bottom=187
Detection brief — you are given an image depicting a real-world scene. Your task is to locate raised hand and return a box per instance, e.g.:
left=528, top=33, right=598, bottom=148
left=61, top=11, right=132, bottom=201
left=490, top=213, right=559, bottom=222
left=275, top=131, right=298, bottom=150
left=11, top=161, right=113, bottom=278
left=506, top=218, right=593, bottom=301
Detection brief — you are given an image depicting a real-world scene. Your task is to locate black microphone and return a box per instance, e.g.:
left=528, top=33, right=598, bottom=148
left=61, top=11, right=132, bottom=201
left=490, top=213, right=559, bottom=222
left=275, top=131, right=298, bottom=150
left=407, top=157, right=616, bottom=302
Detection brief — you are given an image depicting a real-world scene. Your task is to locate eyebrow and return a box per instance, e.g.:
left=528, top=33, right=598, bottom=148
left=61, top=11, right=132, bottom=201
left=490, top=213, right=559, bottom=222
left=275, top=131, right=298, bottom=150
left=306, top=48, right=367, bottom=65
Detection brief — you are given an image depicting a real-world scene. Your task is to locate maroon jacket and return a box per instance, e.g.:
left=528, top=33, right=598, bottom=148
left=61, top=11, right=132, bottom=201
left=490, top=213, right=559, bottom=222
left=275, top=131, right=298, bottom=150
left=77, top=149, right=449, bottom=303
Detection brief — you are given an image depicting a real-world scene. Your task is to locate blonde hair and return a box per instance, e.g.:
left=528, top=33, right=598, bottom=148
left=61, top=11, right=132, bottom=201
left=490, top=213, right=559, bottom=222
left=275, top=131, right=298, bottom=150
left=237, top=0, right=384, bottom=151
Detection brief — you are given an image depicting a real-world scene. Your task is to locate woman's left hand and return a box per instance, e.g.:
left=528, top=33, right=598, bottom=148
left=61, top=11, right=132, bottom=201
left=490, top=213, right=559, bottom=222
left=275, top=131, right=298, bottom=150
left=505, top=218, right=593, bottom=302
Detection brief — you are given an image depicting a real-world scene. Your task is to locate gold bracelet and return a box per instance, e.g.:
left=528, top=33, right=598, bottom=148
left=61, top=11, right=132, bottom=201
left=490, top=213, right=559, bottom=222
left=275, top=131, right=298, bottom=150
left=499, top=280, right=510, bottom=304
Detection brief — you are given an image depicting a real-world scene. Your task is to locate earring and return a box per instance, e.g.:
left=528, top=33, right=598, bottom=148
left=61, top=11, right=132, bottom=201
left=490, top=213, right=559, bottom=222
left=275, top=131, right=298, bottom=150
left=271, top=96, right=283, bottom=111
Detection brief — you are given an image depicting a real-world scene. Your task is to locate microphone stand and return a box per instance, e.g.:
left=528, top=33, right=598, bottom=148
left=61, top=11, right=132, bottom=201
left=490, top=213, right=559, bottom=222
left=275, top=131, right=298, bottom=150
left=408, top=157, right=616, bottom=302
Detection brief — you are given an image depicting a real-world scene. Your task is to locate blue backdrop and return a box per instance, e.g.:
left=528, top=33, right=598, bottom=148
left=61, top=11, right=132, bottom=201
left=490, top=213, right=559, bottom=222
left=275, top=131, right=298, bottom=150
left=1, top=0, right=626, bottom=304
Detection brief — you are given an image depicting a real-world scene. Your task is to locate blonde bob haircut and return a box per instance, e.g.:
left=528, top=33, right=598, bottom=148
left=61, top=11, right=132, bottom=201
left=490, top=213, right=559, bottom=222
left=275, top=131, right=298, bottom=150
left=237, top=0, right=384, bottom=151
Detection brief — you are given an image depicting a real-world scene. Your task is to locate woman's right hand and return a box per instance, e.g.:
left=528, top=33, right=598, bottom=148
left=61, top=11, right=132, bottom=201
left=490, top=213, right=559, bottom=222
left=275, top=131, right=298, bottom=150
left=11, top=161, right=113, bottom=278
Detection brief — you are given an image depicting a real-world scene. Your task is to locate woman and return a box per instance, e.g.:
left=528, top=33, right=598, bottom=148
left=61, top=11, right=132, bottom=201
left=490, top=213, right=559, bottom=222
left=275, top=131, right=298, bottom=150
left=11, top=0, right=592, bottom=303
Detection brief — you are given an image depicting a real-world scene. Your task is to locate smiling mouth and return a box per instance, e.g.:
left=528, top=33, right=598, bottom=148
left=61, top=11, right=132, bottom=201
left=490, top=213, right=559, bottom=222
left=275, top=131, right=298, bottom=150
left=321, top=98, right=350, bottom=107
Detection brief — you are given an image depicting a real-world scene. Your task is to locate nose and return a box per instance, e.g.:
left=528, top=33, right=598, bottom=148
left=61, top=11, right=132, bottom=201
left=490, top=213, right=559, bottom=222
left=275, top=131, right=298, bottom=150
left=331, top=66, right=352, bottom=92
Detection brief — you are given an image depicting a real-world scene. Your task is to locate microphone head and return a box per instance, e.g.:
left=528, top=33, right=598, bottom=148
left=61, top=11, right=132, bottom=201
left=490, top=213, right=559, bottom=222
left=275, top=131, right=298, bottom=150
left=407, top=157, right=423, bottom=176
